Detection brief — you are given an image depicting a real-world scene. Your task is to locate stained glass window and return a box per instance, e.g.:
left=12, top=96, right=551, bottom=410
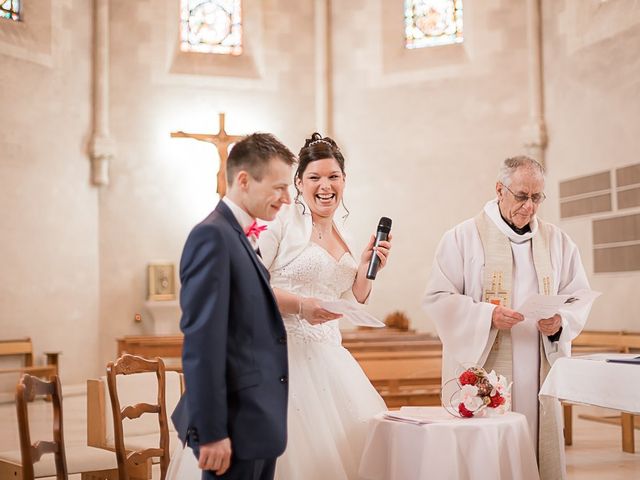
left=180, top=0, right=242, bottom=55
left=405, top=0, right=463, bottom=49
left=0, top=0, right=20, bottom=21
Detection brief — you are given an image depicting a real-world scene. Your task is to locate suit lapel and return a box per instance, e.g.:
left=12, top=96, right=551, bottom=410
left=237, top=232, right=273, bottom=287
left=216, top=202, right=275, bottom=295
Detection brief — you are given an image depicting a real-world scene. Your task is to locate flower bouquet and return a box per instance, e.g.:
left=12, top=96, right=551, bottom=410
left=442, top=366, right=512, bottom=418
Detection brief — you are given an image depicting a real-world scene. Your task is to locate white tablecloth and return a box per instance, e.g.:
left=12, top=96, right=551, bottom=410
left=539, top=355, right=640, bottom=414
left=358, top=407, right=539, bottom=480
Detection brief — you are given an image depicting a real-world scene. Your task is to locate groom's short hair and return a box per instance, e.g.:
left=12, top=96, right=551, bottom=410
left=226, top=133, right=296, bottom=185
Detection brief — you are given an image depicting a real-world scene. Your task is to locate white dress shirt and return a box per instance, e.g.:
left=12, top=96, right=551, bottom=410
left=222, top=197, right=260, bottom=250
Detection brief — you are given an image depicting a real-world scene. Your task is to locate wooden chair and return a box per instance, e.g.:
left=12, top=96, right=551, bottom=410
left=17, top=373, right=68, bottom=479
left=106, top=354, right=170, bottom=480
left=86, top=371, right=183, bottom=459
left=0, top=374, right=118, bottom=480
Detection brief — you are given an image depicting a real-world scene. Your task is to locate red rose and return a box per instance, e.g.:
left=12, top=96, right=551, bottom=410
left=459, top=370, right=478, bottom=386
left=458, top=403, right=474, bottom=418
left=489, top=393, right=505, bottom=408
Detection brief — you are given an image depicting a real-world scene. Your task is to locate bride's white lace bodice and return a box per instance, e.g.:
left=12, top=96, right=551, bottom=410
left=270, top=242, right=357, bottom=346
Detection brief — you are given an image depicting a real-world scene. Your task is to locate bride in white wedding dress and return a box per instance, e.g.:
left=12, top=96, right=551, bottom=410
left=166, top=133, right=390, bottom=479
left=259, top=133, right=391, bottom=480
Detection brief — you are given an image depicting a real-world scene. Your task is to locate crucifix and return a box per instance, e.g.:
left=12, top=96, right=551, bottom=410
left=171, top=113, right=245, bottom=197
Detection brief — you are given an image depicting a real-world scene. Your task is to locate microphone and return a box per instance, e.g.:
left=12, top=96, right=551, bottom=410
left=366, top=217, right=392, bottom=280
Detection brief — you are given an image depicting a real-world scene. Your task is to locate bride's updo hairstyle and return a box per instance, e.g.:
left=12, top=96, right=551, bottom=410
left=294, top=132, right=349, bottom=216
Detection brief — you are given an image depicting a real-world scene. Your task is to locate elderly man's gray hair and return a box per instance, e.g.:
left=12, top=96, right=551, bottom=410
left=497, top=155, right=545, bottom=186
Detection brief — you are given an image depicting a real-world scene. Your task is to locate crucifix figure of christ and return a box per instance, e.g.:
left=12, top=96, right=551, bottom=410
left=171, top=113, right=245, bottom=197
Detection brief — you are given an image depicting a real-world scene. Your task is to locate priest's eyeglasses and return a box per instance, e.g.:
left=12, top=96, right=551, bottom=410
left=501, top=183, right=546, bottom=205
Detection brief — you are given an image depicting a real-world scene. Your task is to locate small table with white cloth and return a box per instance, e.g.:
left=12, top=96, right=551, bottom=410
left=358, top=407, right=539, bottom=480
left=539, top=354, right=640, bottom=453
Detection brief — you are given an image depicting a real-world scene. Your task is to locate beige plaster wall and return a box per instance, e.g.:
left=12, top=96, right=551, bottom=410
left=330, top=0, right=531, bottom=332
left=2, top=0, right=639, bottom=386
left=98, top=0, right=318, bottom=367
left=542, top=0, right=640, bottom=331
left=0, top=1, right=98, bottom=383
left=329, top=0, right=640, bottom=334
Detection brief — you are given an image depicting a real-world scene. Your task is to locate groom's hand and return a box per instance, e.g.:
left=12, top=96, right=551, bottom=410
left=199, top=437, right=232, bottom=475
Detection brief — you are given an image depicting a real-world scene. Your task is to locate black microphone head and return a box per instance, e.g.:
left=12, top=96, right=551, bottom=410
left=377, top=217, right=392, bottom=233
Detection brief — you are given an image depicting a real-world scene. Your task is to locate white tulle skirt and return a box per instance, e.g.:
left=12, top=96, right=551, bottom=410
left=166, top=440, right=198, bottom=479
left=275, top=338, right=386, bottom=480
left=166, top=338, right=386, bottom=480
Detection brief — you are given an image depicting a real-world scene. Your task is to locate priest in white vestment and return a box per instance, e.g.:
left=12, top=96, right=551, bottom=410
left=422, top=156, right=594, bottom=480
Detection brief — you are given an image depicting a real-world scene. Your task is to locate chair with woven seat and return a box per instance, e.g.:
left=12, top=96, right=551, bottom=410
left=106, top=354, right=171, bottom=480
left=0, top=373, right=118, bottom=480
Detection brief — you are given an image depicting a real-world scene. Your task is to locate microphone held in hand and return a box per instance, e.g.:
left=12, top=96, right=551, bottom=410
left=366, top=217, right=392, bottom=280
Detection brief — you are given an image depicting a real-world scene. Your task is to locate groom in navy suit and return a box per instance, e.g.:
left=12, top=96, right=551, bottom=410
left=172, top=133, right=296, bottom=479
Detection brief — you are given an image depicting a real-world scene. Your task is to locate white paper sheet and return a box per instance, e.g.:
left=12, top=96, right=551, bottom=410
left=383, top=407, right=456, bottom=425
left=518, top=289, right=601, bottom=320
left=382, top=412, right=432, bottom=425
left=319, top=299, right=386, bottom=328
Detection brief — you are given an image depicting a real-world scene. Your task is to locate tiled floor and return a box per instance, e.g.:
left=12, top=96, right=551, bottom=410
left=0, top=390, right=638, bottom=479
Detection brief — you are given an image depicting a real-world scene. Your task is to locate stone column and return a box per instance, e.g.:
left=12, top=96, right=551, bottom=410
left=314, top=0, right=333, bottom=137
left=522, top=0, right=548, bottom=166
left=90, top=0, right=116, bottom=186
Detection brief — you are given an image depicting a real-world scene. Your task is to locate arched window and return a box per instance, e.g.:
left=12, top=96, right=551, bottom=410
left=0, top=0, right=20, bottom=21
left=404, top=0, right=463, bottom=49
left=180, top=0, right=242, bottom=55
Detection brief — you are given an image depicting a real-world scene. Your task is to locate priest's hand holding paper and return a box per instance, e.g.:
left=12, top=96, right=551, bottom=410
left=537, top=313, right=562, bottom=336
left=516, top=289, right=601, bottom=337
left=491, top=305, right=524, bottom=330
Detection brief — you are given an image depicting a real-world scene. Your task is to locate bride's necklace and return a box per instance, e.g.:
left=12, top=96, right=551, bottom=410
left=312, top=222, right=332, bottom=240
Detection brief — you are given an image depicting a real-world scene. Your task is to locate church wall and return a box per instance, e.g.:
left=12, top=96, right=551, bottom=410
left=98, top=0, right=318, bottom=368
left=542, top=0, right=640, bottom=331
left=331, top=1, right=531, bottom=332
left=2, top=0, right=638, bottom=389
left=0, top=1, right=99, bottom=384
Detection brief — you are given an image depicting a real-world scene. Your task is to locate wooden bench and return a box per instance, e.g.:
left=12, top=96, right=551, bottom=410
left=115, top=332, right=444, bottom=408
left=0, top=338, right=59, bottom=380
left=343, top=330, right=443, bottom=408
left=117, top=335, right=183, bottom=371
left=342, top=331, right=441, bottom=353
left=342, top=330, right=437, bottom=343
left=356, top=350, right=442, bottom=408
left=572, top=330, right=640, bottom=354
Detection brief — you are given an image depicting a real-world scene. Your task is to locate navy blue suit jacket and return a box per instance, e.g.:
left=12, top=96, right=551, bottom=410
left=172, top=201, right=289, bottom=461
